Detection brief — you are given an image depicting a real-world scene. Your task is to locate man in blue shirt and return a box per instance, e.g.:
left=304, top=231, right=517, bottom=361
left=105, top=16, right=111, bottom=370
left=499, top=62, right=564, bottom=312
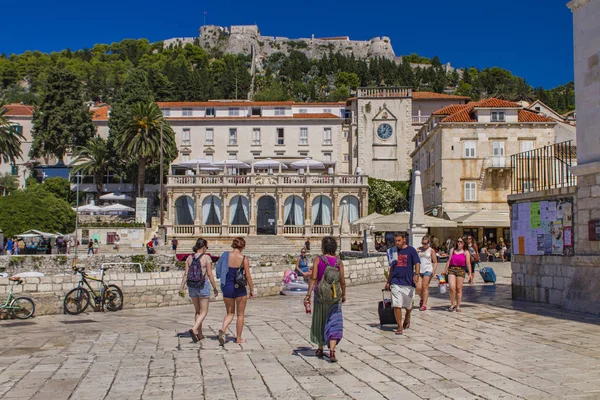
left=384, top=232, right=420, bottom=335
left=5, top=238, right=13, bottom=255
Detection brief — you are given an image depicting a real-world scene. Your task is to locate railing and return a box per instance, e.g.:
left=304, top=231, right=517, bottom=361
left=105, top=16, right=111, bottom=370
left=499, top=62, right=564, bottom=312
left=202, top=225, right=222, bottom=235
left=412, top=115, right=430, bottom=123
left=173, top=225, right=196, bottom=235
left=489, top=156, right=511, bottom=169
left=283, top=225, right=305, bottom=235
left=358, top=87, right=412, bottom=98
left=511, top=140, right=577, bottom=194
left=229, top=225, right=250, bottom=235
left=168, top=174, right=368, bottom=187
left=312, top=225, right=334, bottom=235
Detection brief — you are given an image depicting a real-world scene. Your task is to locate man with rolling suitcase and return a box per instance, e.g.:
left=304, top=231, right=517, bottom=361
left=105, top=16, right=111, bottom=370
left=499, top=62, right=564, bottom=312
left=384, top=232, right=421, bottom=335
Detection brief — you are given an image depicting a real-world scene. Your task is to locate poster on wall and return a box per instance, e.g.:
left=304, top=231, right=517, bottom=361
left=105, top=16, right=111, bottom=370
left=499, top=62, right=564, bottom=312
left=511, top=197, right=573, bottom=256
left=136, top=197, right=148, bottom=225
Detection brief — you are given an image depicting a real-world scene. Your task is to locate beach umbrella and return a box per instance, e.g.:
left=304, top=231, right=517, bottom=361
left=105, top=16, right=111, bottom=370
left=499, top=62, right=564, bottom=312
left=74, top=204, right=102, bottom=213
left=290, top=157, right=325, bottom=174
left=101, top=203, right=135, bottom=212
left=99, top=192, right=132, bottom=201
left=252, top=158, right=288, bottom=174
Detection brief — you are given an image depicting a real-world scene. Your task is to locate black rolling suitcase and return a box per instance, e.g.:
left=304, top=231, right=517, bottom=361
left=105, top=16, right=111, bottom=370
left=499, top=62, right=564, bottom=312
left=378, top=289, right=397, bottom=328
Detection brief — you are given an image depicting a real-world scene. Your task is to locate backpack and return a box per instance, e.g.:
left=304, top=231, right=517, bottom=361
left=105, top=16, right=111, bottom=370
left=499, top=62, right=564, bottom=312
left=187, top=253, right=206, bottom=288
left=316, top=256, right=342, bottom=305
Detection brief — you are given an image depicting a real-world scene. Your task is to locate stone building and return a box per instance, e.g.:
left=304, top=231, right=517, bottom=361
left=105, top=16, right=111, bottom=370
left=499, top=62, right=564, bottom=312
left=0, top=104, right=34, bottom=187
left=411, top=98, right=557, bottom=243
left=506, top=0, right=600, bottom=314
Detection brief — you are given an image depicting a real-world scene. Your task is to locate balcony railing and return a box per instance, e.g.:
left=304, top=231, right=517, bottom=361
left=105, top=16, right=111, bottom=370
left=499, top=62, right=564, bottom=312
left=511, top=140, right=577, bottom=194
left=357, top=87, right=412, bottom=98
left=312, top=225, right=334, bottom=235
left=167, top=174, right=368, bottom=187
left=412, top=115, right=430, bottom=123
left=489, top=156, right=511, bottom=169
left=229, top=225, right=250, bottom=235
left=282, top=225, right=305, bottom=235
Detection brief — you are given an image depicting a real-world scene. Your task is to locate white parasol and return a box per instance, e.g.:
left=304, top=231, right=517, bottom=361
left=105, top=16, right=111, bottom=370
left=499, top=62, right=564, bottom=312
left=251, top=158, right=288, bottom=174
left=101, top=203, right=135, bottom=213
left=99, top=192, right=132, bottom=201
left=290, top=157, right=325, bottom=174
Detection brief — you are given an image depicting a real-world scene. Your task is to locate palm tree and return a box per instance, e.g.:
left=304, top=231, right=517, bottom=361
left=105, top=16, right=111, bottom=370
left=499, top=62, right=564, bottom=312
left=118, top=102, right=176, bottom=197
left=71, top=136, right=117, bottom=197
left=0, top=105, right=25, bottom=166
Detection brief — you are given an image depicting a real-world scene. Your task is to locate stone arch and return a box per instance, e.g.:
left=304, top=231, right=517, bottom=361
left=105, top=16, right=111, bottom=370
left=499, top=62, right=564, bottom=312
left=229, top=195, right=249, bottom=225
left=202, top=195, right=222, bottom=225
left=311, top=195, right=332, bottom=225
left=284, top=195, right=305, bottom=226
left=175, top=195, right=195, bottom=225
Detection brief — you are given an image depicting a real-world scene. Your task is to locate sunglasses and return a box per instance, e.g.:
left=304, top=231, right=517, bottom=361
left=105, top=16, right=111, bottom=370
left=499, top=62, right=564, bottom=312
left=457, top=240, right=464, bottom=243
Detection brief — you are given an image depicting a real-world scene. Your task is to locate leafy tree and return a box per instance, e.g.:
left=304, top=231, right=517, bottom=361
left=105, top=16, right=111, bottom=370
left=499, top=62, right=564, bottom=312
left=116, top=102, right=176, bottom=197
left=368, top=178, right=408, bottom=215
left=37, top=177, right=76, bottom=205
left=0, top=187, right=76, bottom=237
left=29, top=68, right=95, bottom=162
left=107, top=68, right=154, bottom=140
left=253, top=81, right=290, bottom=101
left=0, top=104, right=25, bottom=165
left=335, top=72, right=360, bottom=90
left=0, top=173, right=18, bottom=196
left=71, top=136, right=117, bottom=197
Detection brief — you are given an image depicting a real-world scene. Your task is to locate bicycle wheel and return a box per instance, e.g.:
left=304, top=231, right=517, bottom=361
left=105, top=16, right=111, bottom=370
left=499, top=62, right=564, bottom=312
left=103, top=284, right=123, bottom=312
left=64, top=287, right=90, bottom=315
left=11, top=297, right=35, bottom=319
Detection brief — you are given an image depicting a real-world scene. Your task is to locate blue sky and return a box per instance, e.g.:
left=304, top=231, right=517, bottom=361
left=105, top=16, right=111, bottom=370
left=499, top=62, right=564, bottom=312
left=2, top=0, right=573, bottom=88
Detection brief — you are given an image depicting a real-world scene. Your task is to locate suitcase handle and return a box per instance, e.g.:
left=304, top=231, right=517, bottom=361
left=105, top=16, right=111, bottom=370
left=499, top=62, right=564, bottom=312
left=381, top=288, right=391, bottom=302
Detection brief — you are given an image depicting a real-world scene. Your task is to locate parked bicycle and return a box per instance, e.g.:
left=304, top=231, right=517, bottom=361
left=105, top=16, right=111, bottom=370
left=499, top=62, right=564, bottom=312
left=63, top=267, right=123, bottom=315
left=1, top=277, right=35, bottom=319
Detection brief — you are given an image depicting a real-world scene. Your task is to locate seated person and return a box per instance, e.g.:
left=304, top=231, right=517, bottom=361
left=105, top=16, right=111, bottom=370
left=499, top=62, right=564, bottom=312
left=295, top=248, right=311, bottom=281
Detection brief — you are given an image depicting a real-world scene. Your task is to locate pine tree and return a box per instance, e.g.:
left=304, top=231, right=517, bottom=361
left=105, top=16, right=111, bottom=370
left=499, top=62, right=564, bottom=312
left=29, top=68, right=95, bottom=162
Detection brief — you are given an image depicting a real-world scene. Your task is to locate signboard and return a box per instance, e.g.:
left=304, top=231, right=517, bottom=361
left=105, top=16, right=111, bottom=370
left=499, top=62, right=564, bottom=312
left=136, top=197, right=148, bottom=225
left=511, top=198, right=573, bottom=256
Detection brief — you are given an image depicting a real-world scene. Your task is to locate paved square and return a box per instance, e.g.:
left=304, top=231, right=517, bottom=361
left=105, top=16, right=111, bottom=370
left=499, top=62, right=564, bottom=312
left=1, top=281, right=600, bottom=399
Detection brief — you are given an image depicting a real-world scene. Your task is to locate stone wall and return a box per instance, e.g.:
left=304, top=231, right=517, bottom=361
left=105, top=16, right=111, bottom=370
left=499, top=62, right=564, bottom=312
left=574, top=172, right=600, bottom=254
left=0, top=256, right=388, bottom=316
left=511, top=255, right=600, bottom=315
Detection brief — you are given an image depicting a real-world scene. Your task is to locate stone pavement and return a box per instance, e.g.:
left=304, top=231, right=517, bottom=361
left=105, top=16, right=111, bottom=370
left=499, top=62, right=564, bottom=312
left=1, top=280, right=600, bottom=400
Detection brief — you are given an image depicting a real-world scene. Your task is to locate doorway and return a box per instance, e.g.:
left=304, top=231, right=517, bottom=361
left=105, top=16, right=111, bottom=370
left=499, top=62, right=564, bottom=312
left=257, top=196, right=276, bottom=235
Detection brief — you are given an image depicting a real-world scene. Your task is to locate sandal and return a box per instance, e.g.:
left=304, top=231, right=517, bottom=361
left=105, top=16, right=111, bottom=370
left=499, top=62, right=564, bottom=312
left=394, top=330, right=403, bottom=335
left=419, top=306, right=427, bottom=311
left=456, top=308, right=462, bottom=313
left=448, top=306, right=456, bottom=312
left=198, top=334, right=205, bottom=340
left=189, top=329, right=199, bottom=343
left=403, top=320, right=410, bottom=330
left=218, top=329, right=225, bottom=346
left=235, top=339, right=247, bottom=344
left=315, top=348, right=324, bottom=358
left=329, top=350, right=338, bottom=363
left=419, top=299, right=423, bottom=308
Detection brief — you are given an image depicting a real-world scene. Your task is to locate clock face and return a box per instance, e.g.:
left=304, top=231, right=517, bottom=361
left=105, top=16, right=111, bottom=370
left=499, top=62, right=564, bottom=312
left=377, top=123, right=393, bottom=140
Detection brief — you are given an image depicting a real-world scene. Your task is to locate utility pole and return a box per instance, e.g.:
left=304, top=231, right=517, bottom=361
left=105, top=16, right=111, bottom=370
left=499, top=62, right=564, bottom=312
left=72, top=172, right=81, bottom=269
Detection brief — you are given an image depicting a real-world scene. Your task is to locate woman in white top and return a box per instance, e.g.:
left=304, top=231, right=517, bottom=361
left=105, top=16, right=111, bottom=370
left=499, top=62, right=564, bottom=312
left=416, top=235, right=438, bottom=311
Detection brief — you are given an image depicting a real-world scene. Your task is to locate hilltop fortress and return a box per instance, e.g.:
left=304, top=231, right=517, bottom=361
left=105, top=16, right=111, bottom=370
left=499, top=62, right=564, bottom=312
left=163, top=25, right=455, bottom=71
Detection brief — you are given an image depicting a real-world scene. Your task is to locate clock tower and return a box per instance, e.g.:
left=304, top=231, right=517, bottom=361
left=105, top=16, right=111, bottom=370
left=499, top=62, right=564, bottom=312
left=348, top=87, right=413, bottom=181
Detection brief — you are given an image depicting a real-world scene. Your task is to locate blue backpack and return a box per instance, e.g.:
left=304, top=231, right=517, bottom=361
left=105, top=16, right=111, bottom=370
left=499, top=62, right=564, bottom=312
left=187, top=253, right=206, bottom=288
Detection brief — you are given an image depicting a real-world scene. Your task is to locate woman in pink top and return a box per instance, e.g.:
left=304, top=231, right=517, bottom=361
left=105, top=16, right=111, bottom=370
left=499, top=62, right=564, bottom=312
left=442, top=237, right=472, bottom=312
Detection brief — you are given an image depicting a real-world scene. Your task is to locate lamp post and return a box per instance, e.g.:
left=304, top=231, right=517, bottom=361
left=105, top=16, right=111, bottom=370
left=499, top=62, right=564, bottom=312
left=72, top=171, right=81, bottom=268
left=159, top=123, right=165, bottom=244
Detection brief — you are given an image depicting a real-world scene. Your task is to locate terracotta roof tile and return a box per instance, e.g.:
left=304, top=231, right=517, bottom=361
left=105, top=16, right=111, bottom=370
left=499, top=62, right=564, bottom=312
left=2, top=104, right=34, bottom=117
left=472, top=98, right=521, bottom=108
left=434, top=98, right=556, bottom=124
left=412, top=92, right=470, bottom=100
left=91, top=105, right=110, bottom=121
left=432, top=104, right=471, bottom=115
left=518, top=110, right=556, bottom=123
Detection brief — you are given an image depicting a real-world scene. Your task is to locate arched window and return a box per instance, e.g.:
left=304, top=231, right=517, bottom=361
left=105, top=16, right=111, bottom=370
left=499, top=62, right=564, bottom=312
left=175, top=196, right=195, bottom=225
left=284, top=196, right=305, bottom=225
left=339, top=195, right=360, bottom=223
left=202, top=195, right=222, bottom=225
left=229, top=195, right=249, bottom=225
left=311, top=196, right=332, bottom=225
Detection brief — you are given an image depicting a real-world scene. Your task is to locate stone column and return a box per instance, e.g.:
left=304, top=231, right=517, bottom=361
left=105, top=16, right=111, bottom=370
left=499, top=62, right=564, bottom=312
left=222, top=192, right=229, bottom=236
left=248, top=192, right=256, bottom=235
left=167, top=192, right=174, bottom=224
left=408, top=171, right=428, bottom=248
left=193, top=192, right=201, bottom=227
left=304, top=191, right=312, bottom=237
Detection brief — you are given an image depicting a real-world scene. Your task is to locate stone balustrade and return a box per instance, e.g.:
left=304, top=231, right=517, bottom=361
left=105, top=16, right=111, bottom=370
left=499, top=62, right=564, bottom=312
left=167, top=174, right=367, bottom=187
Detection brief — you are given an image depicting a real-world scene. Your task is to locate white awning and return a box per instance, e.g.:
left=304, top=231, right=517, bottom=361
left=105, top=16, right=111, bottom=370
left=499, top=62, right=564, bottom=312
left=369, top=211, right=457, bottom=231
left=453, top=209, right=510, bottom=228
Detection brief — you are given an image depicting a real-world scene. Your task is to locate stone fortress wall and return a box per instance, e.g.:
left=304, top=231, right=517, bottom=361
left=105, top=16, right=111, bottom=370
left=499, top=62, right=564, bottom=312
left=163, top=24, right=456, bottom=73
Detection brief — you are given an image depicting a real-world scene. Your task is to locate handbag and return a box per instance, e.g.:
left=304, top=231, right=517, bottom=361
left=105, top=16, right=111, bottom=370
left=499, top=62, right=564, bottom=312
left=234, top=256, right=247, bottom=288
left=470, top=251, right=480, bottom=263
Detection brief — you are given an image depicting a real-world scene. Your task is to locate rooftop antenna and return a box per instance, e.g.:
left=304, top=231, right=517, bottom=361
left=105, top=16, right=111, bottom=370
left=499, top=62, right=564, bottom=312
left=203, top=11, right=207, bottom=27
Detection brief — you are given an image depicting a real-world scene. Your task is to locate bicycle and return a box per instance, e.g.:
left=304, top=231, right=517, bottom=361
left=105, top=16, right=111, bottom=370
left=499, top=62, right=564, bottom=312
left=1, top=277, right=35, bottom=319
left=63, top=267, right=123, bottom=315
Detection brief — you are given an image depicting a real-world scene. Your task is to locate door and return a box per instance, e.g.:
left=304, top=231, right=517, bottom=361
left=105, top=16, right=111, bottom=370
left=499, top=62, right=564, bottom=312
left=257, top=196, right=276, bottom=235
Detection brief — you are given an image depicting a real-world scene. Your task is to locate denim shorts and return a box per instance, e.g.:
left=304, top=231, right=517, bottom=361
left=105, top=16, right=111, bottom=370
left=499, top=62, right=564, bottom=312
left=420, top=271, right=433, bottom=277
left=188, top=285, right=210, bottom=298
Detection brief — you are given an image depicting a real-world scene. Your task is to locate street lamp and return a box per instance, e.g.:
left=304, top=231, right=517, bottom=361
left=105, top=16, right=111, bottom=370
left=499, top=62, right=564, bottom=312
left=159, top=123, right=166, bottom=244
left=72, top=171, right=81, bottom=269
